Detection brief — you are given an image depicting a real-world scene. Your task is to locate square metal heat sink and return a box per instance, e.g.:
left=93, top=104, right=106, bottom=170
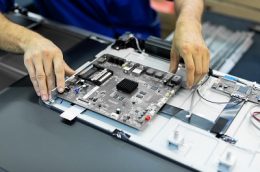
left=116, top=78, right=138, bottom=94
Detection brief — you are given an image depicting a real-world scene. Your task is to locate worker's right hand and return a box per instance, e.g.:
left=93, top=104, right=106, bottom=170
left=23, top=36, right=75, bottom=101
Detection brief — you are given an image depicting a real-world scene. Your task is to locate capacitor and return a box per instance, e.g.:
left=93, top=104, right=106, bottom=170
left=82, top=84, right=88, bottom=88
left=145, top=115, right=151, bottom=121
left=116, top=108, right=121, bottom=114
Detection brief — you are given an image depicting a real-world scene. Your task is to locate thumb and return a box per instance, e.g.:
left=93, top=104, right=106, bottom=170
left=64, top=61, right=75, bottom=76
left=170, top=50, right=180, bottom=73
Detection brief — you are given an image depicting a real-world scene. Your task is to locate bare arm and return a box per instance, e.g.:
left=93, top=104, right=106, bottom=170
left=0, top=13, right=37, bottom=53
left=0, top=13, right=74, bottom=100
left=170, top=0, right=210, bottom=88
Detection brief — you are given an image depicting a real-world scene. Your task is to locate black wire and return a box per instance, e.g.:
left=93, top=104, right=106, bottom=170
left=196, top=89, right=232, bottom=104
left=196, top=75, right=231, bottom=104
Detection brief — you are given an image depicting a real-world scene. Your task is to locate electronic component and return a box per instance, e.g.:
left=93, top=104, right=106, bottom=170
left=145, top=68, right=155, bottom=76
left=163, top=73, right=173, bottom=85
left=139, top=91, right=146, bottom=95
left=132, top=66, right=144, bottom=76
left=116, top=108, right=121, bottom=114
left=78, top=64, right=101, bottom=80
left=55, top=54, right=181, bottom=130
left=107, top=55, right=125, bottom=66
left=116, top=78, right=138, bottom=94
left=77, top=64, right=113, bottom=86
left=151, top=86, right=158, bottom=91
left=97, top=56, right=107, bottom=63
left=170, top=75, right=182, bottom=85
left=154, top=71, right=164, bottom=79
left=136, top=94, right=143, bottom=99
left=122, top=62, right=135, bottom=73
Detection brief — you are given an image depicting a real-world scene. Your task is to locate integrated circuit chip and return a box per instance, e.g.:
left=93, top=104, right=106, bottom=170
left=116, top=78, right=138, bottom=94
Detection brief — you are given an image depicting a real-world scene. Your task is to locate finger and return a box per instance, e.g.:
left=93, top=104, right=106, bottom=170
left=192, top=53, right=203, bottom=85
left=64, top=61, right=75, bottom=76
left=170, top=50, right=180, bottom=73
left=43, top=57, right=55, bottom=95
left=53, top=56, right=65, bottom=93
left=33, top=56, right=48, bottom=101
left=182, top=53, right=195, bottom=88
left=202, top=50, right=210, bottom=75
left=24, top=57, right=40, bottom=96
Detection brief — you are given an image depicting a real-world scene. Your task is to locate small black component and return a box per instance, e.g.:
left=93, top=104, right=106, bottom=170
left=112, top=129, right=130, bottom=141
left=64, top=86, right=71, bottom=92
left=97, top=56, right=107, bottom=63
left=113, top=94, right=119, bottom=99
left=151, top=86, right=158, bottom=91
left=119, top=96, right=125, bottom=101
left=78, top=65, right=99, bottom=80
left=154, top=71, right=164, bottom=79
left=140, top=91, right=146, bottom=95
left=136, top=94, right=143, bottom=99
left=145, top=68, right=154, bottom=76
left=163, top=74, right=173, bottom=85
left=107, top=55, right=125, bottom=66
left=116, top=108, right=121, bottom=114
left=116, top=78, right=138, bottom=94
left=170, top=75, right=182, bottom=85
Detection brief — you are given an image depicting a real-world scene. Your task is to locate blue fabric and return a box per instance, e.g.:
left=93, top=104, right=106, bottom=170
left=33, top=0, right=160, bottom=39
left=0, top=0, right=14, bottom=12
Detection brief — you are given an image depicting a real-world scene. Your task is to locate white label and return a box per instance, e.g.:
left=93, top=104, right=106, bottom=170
left=60, top=105, right=86, bottom=121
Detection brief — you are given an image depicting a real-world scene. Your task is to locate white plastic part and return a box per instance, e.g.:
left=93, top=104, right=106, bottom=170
left=218, top=151, right=236, bottom=172
left=60, top=105, right=86, bottom=121
left=168, top=130, right=184, bottom=149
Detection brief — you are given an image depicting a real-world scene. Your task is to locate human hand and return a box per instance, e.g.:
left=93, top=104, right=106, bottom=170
left=170, top=20, right=210, bottom=88
left=23, top=36, right=75, bottom=101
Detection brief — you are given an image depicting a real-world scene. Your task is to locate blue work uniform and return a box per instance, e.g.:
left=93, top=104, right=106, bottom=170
left=0, top=0, right=160, bottom=39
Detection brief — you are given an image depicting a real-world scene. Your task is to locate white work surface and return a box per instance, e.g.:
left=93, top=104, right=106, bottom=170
left=49, top=46, right=260, bottom=172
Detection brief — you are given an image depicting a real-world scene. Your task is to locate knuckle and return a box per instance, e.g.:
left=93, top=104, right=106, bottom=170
left=24, top=57, right=31, bottom=65
left=195, top=69, right=203, bottom=75
left=46, top=72, right=53, bottom=79
left=186, top=64, right=195, bottom=71
left=181, top=44, right=191, bottom=54
left=55, top=66, right=64, bottom=75
left=202, top=69, right=208, bottom=75
left=42, top=49, right=50, bottom=56
left=36, top=73, right=46, bottom=81
left=30, top=75, right=36, bottom=81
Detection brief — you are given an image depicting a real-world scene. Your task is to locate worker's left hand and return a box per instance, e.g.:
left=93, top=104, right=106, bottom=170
left=170, top=19, right=210, bottom=88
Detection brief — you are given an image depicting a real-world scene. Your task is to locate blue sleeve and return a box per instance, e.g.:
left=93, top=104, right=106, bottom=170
left=0, top=0, right=14, bottom=13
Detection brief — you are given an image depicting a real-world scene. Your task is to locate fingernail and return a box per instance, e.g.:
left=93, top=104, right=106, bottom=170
left=58, top=87, right=64, bottom=93
left=41, top=94, right=48, bottom=101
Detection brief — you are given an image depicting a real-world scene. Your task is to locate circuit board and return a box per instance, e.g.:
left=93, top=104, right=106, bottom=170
left=54, top=54, right=182, bottom=130
left=212, top=77, right=260, bottom=104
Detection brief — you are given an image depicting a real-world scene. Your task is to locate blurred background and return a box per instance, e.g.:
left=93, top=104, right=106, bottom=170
left=1, top=0, right=260, bottom=91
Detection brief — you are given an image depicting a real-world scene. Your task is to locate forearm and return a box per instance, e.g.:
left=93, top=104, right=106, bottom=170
left=171, top=0, right=209, bottom=88
left=0, top=13, right=43, bottom=53
left=175, top=0, right=204, bottom=28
